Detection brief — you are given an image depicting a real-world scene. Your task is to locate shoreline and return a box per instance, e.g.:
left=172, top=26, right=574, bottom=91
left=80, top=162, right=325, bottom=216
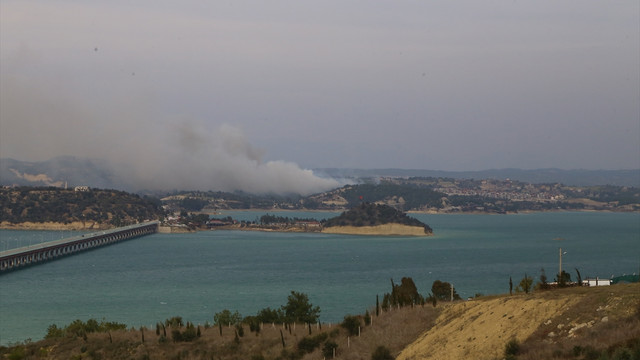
left=1, top=208, right=635, bottom=232
left=0, top=221, right=112, bottom=231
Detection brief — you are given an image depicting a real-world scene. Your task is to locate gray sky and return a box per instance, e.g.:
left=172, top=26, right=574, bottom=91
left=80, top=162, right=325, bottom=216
left=1, top=1, right=639, bottom=192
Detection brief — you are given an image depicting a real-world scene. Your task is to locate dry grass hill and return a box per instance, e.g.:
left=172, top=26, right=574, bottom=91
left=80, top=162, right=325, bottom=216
left=1, top=284, right=638, bottom=360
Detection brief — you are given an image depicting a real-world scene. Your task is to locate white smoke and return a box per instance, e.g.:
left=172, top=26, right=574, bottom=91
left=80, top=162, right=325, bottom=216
left=0, top=75, right=339, bottom=195
left=127, top=121, right=339, bottom=194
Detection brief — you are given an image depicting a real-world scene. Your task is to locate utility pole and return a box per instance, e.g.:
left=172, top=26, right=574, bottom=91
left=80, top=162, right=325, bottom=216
left=450, top=283, right=454, bottom=302
left=558, top=247, right=562, bottom=282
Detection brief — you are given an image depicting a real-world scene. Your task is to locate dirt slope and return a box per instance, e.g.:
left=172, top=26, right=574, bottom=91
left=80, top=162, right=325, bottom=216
left=398, top=292, right=581, bottom=360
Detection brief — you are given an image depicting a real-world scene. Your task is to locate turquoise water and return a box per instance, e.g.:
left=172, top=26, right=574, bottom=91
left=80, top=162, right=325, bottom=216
left=0, top=212, right=638, bottom=345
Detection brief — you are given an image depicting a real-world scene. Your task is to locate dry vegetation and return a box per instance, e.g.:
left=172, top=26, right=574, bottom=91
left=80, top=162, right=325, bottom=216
left=0, top=304, right=439, bottom=360
left=1, top=284, right=638, bottom=360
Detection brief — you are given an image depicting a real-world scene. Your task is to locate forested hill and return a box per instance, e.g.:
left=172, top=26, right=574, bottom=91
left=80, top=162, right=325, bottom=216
left=323, top=203, right=432, bottom=233
left=0, top=187, right=164, bottom=227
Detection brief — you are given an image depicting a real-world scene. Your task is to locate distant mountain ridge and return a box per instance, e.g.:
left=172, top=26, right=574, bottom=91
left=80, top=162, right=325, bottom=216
left=1, top=157, right=638, bottom=191
left=0, top=156, right=130, bottom=190
left=315, top=168, right=640, bottom=187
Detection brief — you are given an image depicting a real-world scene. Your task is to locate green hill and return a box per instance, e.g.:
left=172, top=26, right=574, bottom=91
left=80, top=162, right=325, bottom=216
left=0, top=186, right=164, bottom=228
left=323, top=203, right=432, bottom=233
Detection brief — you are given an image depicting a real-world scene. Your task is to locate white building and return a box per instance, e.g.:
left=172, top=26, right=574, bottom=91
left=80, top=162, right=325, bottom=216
left=583, top=278, right=611, bottom=286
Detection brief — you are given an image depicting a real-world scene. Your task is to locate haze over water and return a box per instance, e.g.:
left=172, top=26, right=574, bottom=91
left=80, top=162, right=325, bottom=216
left=1, top=211, right=638, bottom=345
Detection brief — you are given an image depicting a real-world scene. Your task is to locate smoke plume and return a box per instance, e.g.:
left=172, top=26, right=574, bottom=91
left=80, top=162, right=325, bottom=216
left=0, top=75, right=338, bottom=195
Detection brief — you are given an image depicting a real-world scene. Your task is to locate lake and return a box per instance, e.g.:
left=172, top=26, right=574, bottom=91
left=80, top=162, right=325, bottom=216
left=0, top=211, right=638, bottom=345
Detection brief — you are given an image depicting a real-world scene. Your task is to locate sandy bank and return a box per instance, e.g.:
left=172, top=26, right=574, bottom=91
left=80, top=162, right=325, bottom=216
left=322, top=224, right=432, bottom=236
left=397, top=295, right=579, bottom=360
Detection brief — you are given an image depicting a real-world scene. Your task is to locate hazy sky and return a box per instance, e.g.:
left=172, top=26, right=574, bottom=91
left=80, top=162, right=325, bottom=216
left=1, top=1, right=639, bottom=192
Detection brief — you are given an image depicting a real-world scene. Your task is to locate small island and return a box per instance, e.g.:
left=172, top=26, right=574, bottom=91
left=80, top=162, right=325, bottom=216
left=321, top=203, right=433, bottom=236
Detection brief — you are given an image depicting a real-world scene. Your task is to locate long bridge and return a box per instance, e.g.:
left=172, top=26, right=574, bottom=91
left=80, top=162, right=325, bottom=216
left=0, top=221, right=159, bottom=273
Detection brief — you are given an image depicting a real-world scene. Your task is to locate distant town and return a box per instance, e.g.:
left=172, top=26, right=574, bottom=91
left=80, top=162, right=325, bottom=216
left=161, top=177, right=639, bottom=215
left=1, top=175, right=638, bottom=231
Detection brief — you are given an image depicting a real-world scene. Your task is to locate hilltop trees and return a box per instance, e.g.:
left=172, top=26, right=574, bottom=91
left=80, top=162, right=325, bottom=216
left=516, top=274, right=534, bottom=294
left=213, top=310, right=242, bottom=326
left=282, top=291, right=321, bottom=324
left=431, top=280, right=461, bottom=301
left=218, top=291, right=321, bottom=328
left=380, top=277, right=465, bottom=311
left=0, top=186, right=164, bottom=226
left=322, top=203, right=432, bottom=232
left=382, top=277, right=424, bottom=309
left=556, top=271, right=572, bottom=288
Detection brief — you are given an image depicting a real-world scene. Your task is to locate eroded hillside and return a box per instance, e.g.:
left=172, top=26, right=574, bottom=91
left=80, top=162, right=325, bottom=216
left=398, top=284, right=640, bottom=360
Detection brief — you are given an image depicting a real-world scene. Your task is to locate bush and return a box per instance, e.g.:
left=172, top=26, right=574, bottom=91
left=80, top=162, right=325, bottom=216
left=297, top=333, right=328, bottom=354
left=516, top=275, right=533, bottom=294
left=44, top=319, right=126, bottom=339
left=182, top=325, right=198, bottom=342
left=322, top=341, right=338, bottom=358
left=341, top=315, right=361, bottom=336
left=7, top=347, right=26, bottom=360
left=282, top=291, right=321, bottom=324
left=214, top=310, right=242, bottom=326
left=504, top=338, right=520, bottom=360
left=611, top=347, right=633, bottom=360
left=45, top=324, right=64, bottom=339
left=165, top=316, right=184, bottom=328
left=431, top=280, right=461, bottom=301
left=371, top=346, right=394, bottom=360
left=256, top=307, right=284, bottom=324
left=245, top=316, right=261, bottom=333
left=235, top=324, right=245, bottom=337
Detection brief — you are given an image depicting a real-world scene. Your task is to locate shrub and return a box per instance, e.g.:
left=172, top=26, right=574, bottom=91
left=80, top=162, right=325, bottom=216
left=583, top=346, right=600, bottom=360
left=297, top=333, right=328, bottom=354
left=182, top=325, right=197, bottom=342
left=371, top=346, right=394, bottom=360
left=235, top=324, right=245, bottom=337
left=341, top=315, right=361, bottom=336
left=504, top=338, right=520, bottom=360
left=516, top=274, right=533, bottom=294
left=256, top=307, right=284, bottom=324
left=431, top=280, right=461, bottom=301
left=7, top=347, right=26, bottom=360
left=245, top=316, right=261, bottom=333
left=165, top=316, right=184, bottom=328
left=45, top=324, right=64, bottom=339
left=214, top=310, right=242, bottom=326
left=44, top=319, right=126, bottom=339
left=297, top=337, right=318, bottom=354
left=171, top=329, right=183, bottom=342
left=282, top=291, right=321, bottom=324
left=611, top=347, right=632, bottom=360
left=322, top=341, right=338, bottom=358
left=170, top=323, right=197, bottom=342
